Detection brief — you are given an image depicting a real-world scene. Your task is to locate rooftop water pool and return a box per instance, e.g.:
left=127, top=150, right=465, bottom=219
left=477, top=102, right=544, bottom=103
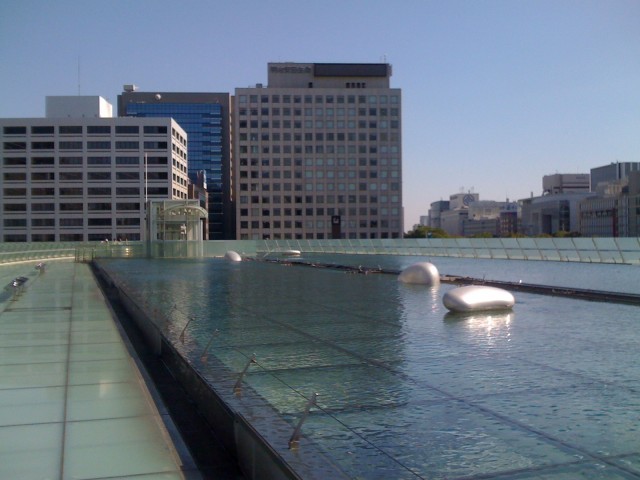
left=97, top=255, right=640, bottom=479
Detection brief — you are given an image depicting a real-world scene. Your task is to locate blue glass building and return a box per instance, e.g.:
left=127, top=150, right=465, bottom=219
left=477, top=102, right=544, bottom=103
left=118, top=90, right=234, bottom=239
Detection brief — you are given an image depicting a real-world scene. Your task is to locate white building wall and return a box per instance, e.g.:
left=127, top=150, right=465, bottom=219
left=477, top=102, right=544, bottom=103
left=46, top=96, right=113, bottom=118
left=1, top=113, right=188, bottom=242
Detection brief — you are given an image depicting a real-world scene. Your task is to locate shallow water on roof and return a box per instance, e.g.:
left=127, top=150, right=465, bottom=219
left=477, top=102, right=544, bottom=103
left=99, top=255, right=640, bottom=479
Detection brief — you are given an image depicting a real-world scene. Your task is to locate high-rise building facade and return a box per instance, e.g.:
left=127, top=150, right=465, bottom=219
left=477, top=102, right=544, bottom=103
left=234, top=63, right=403, bottom=240
left=118, top=88, right=234, bottom=239
left=1, top=96, right=189, bottom=242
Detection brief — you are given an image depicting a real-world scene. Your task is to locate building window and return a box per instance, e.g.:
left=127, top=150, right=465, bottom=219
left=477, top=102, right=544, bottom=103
left=4, top=218, right=27, bottom=227
left=31, top=203, right=55, bottom=212
left=116, top=187, right=140, bottom=195
left=31, top=187, right=55, bottom=197
left=147, top=171, right=168, bottom=180
left=31, top=233, right=56, bottom=242
left=59, top=141, right=83, bottom=150
left=87, top=141, right=111, bottom=150
left=116, top=202, right=140, bottom=211
left=31, top=218, right=55, bottom=227
left=144, top=141, right=167, bottom=150
left=116, top=141, right=139, bottom=150
left=3, top=157, right=26, bottom=165
left=59, top=126, right=82, bottom=134
left=88, top=172, right=111, bottom=181
left=60, top=218, right=83, bottom=227
left=4, top=203, right=27, bottom=212
left=3, top=188, right=26, bottom=197
left=59, top=188, right=83, bottom=196
left=31, top=126, right=54, bottom=135
left=87, top=157, right=112, bottom=166
left=87, top=125, right=111, bottom=134
left=88, top=218, right=112, bottom=226
left=32, top=157, right=55, bottom=166
left=116, top=217, right=140, bottom=226
left=59, top=156, right=82, bottom=165
left=3, top=126, right=26, bottom=135
left=115, top=125, right=139, bottom=134
left=32, top=172, right=55, bottom=182
left=147, top=187, right=168, bottom=195
left=88, top=187, right=111, bottom=196
left=3, top=141, right=26, bottom=150
left=144, top=125, right=167, bottom=134
left=31, top=142, right=54, bottom=150
left=3, top=172, right=26, bottom=181
left=88, top=203, right=112, bottom=211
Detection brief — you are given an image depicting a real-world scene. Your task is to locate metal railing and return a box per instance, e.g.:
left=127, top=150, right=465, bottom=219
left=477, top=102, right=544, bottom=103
left=257, top=237, right=640, bottom=264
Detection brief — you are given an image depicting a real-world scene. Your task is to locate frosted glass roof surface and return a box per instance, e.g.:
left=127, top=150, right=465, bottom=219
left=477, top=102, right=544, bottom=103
left=0, top=260, right=184, bottom=480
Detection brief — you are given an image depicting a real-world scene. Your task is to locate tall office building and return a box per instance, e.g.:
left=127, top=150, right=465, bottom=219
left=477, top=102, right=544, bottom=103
left=1, top=96, right=189, bottom=242
left=234, top=63, right=403, bottom=240
left=118, top=88, right=233, bottom=239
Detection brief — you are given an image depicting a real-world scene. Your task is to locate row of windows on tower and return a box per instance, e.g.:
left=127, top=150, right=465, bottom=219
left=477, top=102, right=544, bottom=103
left=3, top=202, right=144, bottom=212
left=3, top=141, right=172, bottom=151
left=237, top=120, right=399, bottom=131
left=2, top=186, right=168, bottom=197
left=239, top=131, right=398, bottom=144
left=237, top=194, right=401, bottom=205
left=238, top=145, right=399, bottom=155
left=237, top=94, right=400, bottom=105
left=2, top=156, right=169, bottom=166
left=3, top=125, right=169, bottom=135
left=4, top=217, right=141, bottom=227
left=239, top=157, right=399, bottom=167
left=238, top=107, right=400, bottom=118
left=239, top=170, right=398, bottom=180
left=4, top=233, right=142, bottom=242
left=239, top=219, right=394, bottom=230
left=239, top=207, right=398, bottom=218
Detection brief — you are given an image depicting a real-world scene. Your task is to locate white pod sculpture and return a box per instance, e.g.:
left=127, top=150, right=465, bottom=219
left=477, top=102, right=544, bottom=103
left=443, top=285, right=514, bottom=313
left=398, top=262, right=440, bottom=286
left=224, top=250, right=242, bottom=262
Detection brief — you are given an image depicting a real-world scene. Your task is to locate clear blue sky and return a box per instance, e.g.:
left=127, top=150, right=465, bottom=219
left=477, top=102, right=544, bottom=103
left=1, top=0, right=639, bottom=229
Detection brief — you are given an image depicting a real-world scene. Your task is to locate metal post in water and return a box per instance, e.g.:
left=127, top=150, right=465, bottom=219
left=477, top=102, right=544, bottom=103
left=200, top=329, right=219, bottom=363
left=288, top=392, right=319, bottom=450
left=233, top=354, right=256, bottom=395
left=179, top=316, right=195, bottom=343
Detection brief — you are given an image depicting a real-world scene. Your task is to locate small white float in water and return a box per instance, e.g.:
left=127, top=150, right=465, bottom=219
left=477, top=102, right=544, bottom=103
left=443, top=285, right=515, bottom=313
left=397, top=262, right=440, bottom=286
left=224, top=250, right=242, bottom=262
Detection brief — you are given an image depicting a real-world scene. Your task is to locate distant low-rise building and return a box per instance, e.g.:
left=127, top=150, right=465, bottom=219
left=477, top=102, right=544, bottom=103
left=625, top=171, right=640, bottom=236
left=520, top=192, right=595, bottom=236
left=428, top=200, right=449, bottom=229
left=579, top=195, right=619, bottom=237
left=542, top=173, right=590, bottom=195
left=579, top=169, right=640, bottom=237
left=590, top=162, right=640, bottom=191
left=499, top=201, right=519, bottom=236
left=439, top=192, right=479, bottom=236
